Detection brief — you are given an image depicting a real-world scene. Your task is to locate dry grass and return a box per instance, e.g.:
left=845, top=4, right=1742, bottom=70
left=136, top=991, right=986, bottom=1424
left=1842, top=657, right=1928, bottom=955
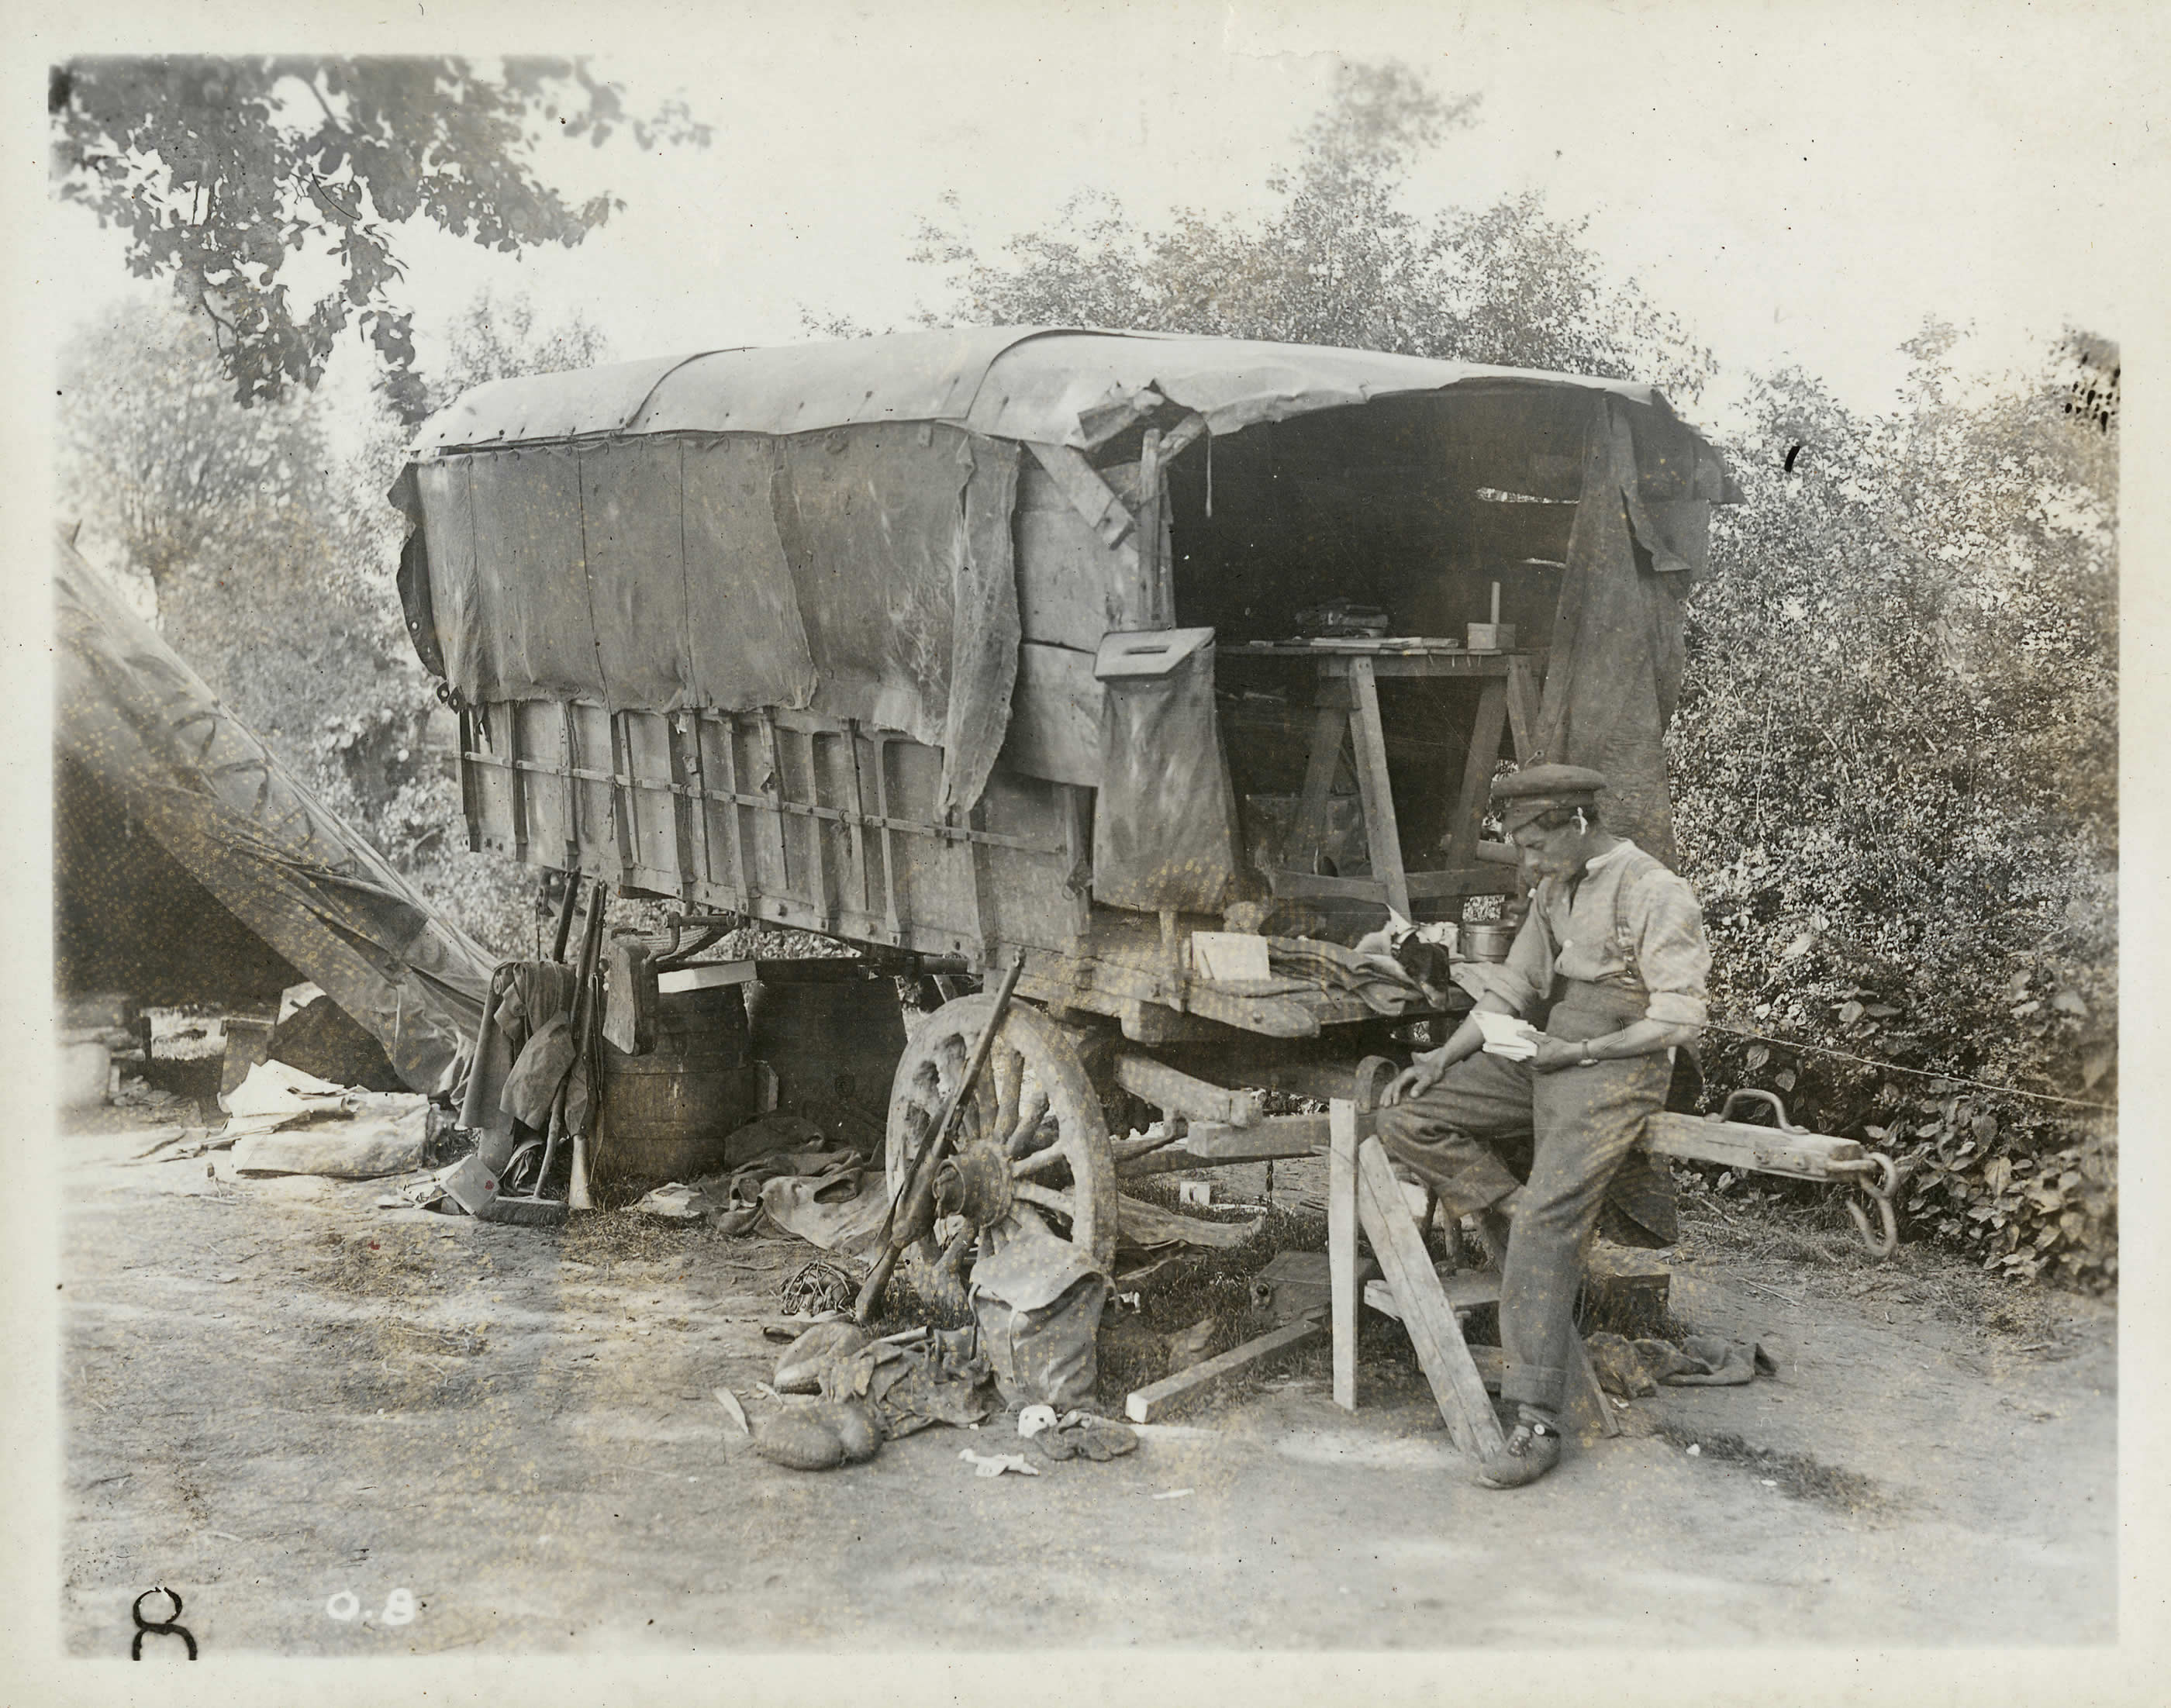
left=1648, top=1421, right=1886, bottom=1513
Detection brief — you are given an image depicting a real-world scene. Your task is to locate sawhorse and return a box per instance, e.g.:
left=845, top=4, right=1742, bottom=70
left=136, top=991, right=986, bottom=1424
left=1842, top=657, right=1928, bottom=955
left=1326, top=1100, right=1618, bottom=1458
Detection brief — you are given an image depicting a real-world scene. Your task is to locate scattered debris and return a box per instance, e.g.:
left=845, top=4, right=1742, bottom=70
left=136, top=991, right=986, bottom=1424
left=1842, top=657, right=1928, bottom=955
left=714, top=1388, right=749, bottom=1435
left=780, top=1258, right=859, bottom=1317
left=1034, top=1411, right=1139, bottom=1462
left=630, top=1182, right=710, bottom=1221
left=958, top=1448, right=1039, bottom=1479
left=1151, top=1487, right=1193, bottom=1500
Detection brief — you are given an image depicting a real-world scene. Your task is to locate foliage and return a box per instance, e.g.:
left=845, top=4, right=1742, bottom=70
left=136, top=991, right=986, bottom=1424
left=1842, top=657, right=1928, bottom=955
left=1672, top=329, right=2118, bottom=1288
left=903, top=61, right=1714, bottom=402
left=57, top=291, right=609, bottom=962
left=903, top=61, right=2116, bottom=1290
left=50, top=56, right=704, bottom=420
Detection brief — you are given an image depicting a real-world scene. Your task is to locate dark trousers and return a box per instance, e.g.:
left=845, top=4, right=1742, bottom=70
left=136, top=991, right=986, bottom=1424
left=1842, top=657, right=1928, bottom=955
left=1373, top=988, right=1669, bottom=1412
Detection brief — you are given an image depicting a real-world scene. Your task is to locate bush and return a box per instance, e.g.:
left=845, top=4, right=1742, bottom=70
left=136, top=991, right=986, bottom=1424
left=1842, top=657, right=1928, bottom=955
left=1671, top=333, right=2117, bottom=1290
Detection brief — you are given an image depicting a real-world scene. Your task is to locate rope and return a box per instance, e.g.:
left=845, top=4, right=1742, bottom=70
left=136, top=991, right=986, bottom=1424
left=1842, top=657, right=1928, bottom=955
left=1699, top=1020, right=2115, bottom=1115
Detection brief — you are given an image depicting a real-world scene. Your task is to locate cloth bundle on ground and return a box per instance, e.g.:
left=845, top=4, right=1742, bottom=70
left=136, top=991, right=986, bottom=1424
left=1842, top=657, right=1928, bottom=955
left=754, top=1320, right=997, bottom=1470
left=1584, top=1330, right=1779, bottom=1398
left=217, top=1059, right=434, bottom=1178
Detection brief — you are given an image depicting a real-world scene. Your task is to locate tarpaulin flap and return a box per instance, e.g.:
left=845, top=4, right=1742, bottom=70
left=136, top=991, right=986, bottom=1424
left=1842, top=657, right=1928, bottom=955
left=53, top=533, right=492, bottom=1092
left=1531, top=396, right=1701, bottom=865
left=682, top=436, right=817, bottom=713
left=1091, top=636, right=1239, bottom=913
left=404, top=423, right=1020, bottom=817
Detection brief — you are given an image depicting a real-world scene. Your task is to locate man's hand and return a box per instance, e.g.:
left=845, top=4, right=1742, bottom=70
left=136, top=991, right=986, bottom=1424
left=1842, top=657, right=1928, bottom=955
left=1382, top=1049, right=1448, bottom=1107
left=1529, top=1036, right=1587, bottom=1075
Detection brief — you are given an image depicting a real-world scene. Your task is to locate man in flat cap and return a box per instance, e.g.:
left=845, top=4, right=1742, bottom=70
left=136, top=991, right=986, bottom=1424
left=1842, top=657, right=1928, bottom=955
left=1376, top=764, right=1710, bottom=1489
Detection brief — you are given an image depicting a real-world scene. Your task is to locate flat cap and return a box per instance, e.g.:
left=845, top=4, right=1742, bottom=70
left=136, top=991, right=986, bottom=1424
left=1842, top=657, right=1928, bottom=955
left=1491, top=764, right=1608, bottom=830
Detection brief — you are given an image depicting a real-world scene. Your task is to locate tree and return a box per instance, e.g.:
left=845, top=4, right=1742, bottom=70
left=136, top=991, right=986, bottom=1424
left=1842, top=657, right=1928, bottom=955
left=1672, top=329, right=2118, bottom=1285
left=57, top=300, right=329, bottom=595
left=901, top=60, right=1713, bottom=400
left=50, top=56, right=705, bottom=420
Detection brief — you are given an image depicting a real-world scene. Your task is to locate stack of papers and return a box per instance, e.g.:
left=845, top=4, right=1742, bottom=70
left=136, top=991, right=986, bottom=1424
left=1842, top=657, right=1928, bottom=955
left=1475, top=1012, right=1542, bottom=1061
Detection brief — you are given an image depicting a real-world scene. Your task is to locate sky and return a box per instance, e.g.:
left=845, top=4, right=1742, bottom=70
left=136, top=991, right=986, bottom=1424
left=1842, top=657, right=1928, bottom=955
left=40, top=0, right=2165, bottom=447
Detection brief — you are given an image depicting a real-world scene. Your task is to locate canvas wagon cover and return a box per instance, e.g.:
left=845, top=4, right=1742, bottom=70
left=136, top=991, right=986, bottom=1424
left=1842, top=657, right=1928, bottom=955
left=397, top=328, right=1734, bottom=862
left=54, top=533, right=492, bottom=1093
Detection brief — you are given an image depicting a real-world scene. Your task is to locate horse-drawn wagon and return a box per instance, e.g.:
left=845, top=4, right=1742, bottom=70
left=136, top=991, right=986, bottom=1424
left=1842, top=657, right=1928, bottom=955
left=393, top=326, right=1747, bottom=1283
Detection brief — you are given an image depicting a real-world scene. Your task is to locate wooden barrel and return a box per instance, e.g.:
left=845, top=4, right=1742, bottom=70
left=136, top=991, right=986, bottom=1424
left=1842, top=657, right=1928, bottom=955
left=598, top=983, right=753, bottom=1186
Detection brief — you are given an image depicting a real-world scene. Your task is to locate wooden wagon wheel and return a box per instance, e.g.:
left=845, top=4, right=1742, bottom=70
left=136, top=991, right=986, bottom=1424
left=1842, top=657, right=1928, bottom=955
left=885, top=995, right=1117, bottom=1312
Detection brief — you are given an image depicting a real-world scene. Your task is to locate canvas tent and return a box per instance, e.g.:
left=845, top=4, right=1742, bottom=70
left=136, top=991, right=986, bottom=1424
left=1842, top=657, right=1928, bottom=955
left=53, top=531, right=492, bottom=1095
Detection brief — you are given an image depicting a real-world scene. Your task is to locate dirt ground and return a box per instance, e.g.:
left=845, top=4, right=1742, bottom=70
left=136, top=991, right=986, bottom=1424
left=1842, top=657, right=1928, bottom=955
left=57, top=1115, right=2116, bottom=1655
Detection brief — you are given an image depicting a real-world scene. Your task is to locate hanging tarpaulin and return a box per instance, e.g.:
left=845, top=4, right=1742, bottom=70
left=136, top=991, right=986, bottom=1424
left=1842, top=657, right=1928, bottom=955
left=54, top=532, right=492, bottom=1094
left=1533, top=395, right=1709, bottom=866
left=399, top=423, right=1020, bottom=819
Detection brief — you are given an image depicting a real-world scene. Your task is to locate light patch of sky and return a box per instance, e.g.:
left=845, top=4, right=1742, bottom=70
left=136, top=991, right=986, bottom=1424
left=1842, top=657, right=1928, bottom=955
left=43, top=2, right=2162, bottom=445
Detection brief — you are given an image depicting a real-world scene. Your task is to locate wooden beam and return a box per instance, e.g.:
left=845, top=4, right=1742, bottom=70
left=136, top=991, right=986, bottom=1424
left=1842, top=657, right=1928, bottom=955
left=1355, top=1137, right=1507, bottom=1458
left=1346, top=657, right=1410, bottom=918
left=1023, top=440, right=1135, bottom=550
left=1113, top=1054, right=1262, bottom=1128
left=1330, top=1101, right=1359, bottom=1411
left=1644, top=1113, right=1866, bottom=1180
left=1447, top=678, right=1509, bottom=871
left=1123, top=1320, right=1324, bottom=1423
left=1504, top=654, right=1543, bottom=761
left=1137, top=426, right=1166, bottom=627
left=1286, top=704, right=1348, bottom=872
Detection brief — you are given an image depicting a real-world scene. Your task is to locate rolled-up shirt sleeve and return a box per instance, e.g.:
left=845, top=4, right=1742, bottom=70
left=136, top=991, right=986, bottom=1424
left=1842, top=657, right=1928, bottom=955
left=1486, top=903, right=1555, bottom=1017
left=1636, top=874, right=1711, bottom=1027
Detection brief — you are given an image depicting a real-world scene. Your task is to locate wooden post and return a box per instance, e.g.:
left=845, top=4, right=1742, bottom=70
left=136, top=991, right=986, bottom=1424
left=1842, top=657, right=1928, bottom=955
left=1345, top=657, right=1411, bottom=919
left=1355, top=1137, right=1507, bottom=1458
left=1329, top=1100, right=1360, bottom=1412
left=1287, top=703, right=1347, bottom=872
left=1446, top=678, right=1509, bottom=871
left=1137, top=427, right=1165, bottom=628
left=1503, top=655, right=1543, bottom=762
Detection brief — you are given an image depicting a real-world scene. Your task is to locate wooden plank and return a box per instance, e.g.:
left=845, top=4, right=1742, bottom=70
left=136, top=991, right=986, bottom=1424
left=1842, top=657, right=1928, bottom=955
left=710, top=715, right=751, bottom=909
left=1182, top=1107, right=1382, bottom=1161
left=1504, top=654, right=1543, bottom=761
left=1644, top=1113, right=1865, bottom=1179
left=1345, top=657, right=1411, bottom=919
left=1135, top=427, right=1165, bottom=627
left=1024, top=440, right=1135, bottom=550
left=799, top=726, right=834, bottom=933
left=1003, top=641, right=1103, bottom=787
left=1330, top=1101, right=1359, bottom=1411
left=1123, top=1320, right=1324, bottom=1424
left=839, top=720, right=873, bottom=926
left=1286, top=703, right=1348, bottom=872
left=1355, top=1137, right=1507, bottom=1457
left=1266, top=867, right=1517, bottom=903
left=751, top=709, right=790, bottom=906
left=1447, top=678, right=1510, bottom=871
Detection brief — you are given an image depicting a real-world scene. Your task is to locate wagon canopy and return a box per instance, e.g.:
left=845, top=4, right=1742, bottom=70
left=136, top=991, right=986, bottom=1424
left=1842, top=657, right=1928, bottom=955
left=395, top=329, right=1735, bottom=851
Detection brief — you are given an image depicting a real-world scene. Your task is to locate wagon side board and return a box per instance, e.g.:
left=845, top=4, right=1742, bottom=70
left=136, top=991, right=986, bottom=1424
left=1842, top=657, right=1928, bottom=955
left=461, top=705, right=1088, bottom=962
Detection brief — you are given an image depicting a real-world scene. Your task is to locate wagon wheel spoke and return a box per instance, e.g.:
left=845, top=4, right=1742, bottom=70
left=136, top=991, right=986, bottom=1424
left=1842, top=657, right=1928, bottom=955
left=1010, top=1144, right=1071, bottom=1181
left=1002, top=1089, right=1051, bottom=1158
left=1012, top=1181, right=1077, bottom=1221
left=990, top=1040, right=1024, bottom=1136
